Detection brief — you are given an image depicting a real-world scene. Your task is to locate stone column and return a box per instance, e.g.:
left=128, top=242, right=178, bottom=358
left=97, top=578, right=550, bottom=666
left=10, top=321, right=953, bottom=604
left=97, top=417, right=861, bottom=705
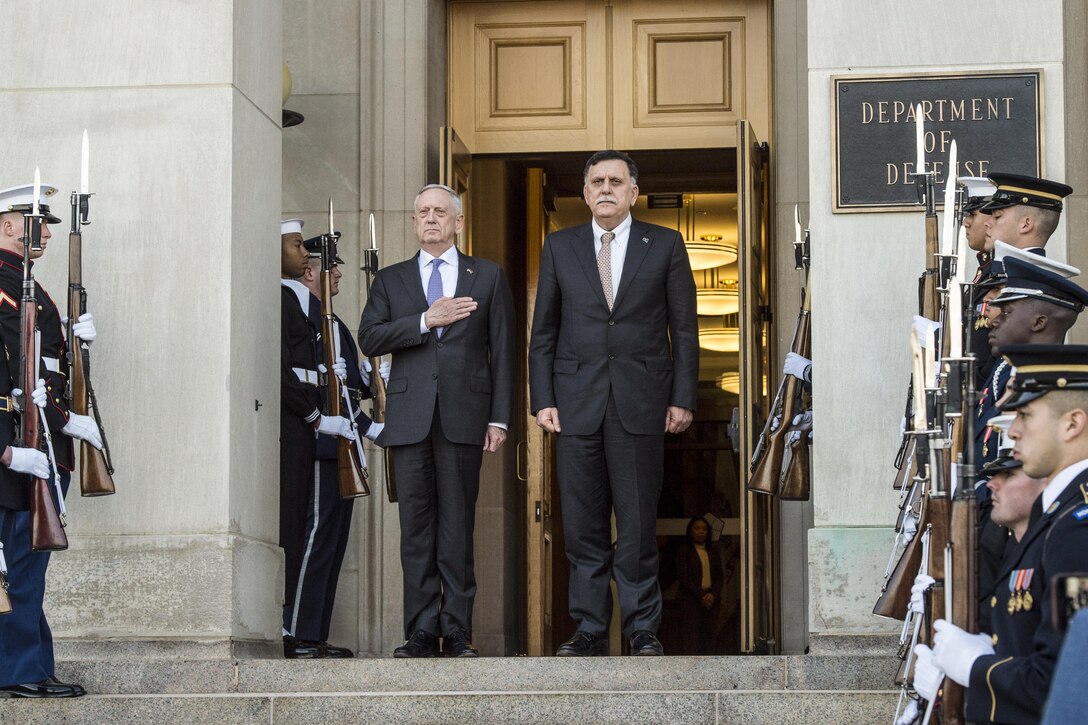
left=0, top=0, right=284, bottom=654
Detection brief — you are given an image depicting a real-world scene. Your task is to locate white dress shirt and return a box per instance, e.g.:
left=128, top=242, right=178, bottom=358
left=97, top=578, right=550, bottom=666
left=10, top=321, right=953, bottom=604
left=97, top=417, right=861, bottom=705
left=592, top=214, right=632, bottom=302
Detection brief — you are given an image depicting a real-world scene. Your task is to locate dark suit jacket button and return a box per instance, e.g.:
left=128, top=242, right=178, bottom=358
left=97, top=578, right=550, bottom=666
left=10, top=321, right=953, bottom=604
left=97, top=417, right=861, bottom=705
left=437, top=342, right=443, bottom=348
left=608, top=355, right=615, bottom=360
left=432, top=373, right=438, bottom=380
left=608, top=320, right=615, bottom=326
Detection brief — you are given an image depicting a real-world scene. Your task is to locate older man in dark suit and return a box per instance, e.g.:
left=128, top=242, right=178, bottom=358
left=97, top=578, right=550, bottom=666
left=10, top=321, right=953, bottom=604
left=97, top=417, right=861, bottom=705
left=529, top=150, right=699, bottom=656
left=359, top=184, right=515, bottom=658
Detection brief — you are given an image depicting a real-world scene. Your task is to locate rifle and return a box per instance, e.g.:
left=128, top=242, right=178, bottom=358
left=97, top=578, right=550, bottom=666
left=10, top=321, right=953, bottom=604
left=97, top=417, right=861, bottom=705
left=320, top=200, right=369, bottom=499
left=20, top=184, right=68, bottom=552
left=68, top=173, right=115, bottom=496
left=779, top=221, right=813, bottom=501
left=362, top=213, right=396, bottom=503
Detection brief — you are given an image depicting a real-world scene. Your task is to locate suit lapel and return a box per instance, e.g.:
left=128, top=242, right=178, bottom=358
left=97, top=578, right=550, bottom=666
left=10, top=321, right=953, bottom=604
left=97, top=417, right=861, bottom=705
left=453, top=250, right=479, bottom=299
left=570, top=223, right=610, bottom=310
left=396, top=252, right=429, bottom=310
left=613, top=219, right=653, bottom=310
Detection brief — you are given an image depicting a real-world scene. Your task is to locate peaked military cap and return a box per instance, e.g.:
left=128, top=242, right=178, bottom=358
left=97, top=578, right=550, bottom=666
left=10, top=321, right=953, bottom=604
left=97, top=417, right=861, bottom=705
left=998, top=343, right=1088, bottom=410
left=281, top=218, right=304, bottom=236
left=303, top=234, right=344, bottom=264
left=991, top=257, right=1088, bottom=312
left=981, top=172, right=1072, bottom=214
left=959, top=176, right=995, bottom=214
left=0, top=183, right=63, bottom=224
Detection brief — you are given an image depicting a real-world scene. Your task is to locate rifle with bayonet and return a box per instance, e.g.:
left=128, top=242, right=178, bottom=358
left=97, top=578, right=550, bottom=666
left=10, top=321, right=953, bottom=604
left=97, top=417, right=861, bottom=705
left=21, top=175, right=67, bottom=552
left=68, top=134, right=116, bottom=496
left=320, top=200, right=369, bottom=499
left=779, top=218, right=813, bottom=501
left=361, top=213, right=396, bottom=503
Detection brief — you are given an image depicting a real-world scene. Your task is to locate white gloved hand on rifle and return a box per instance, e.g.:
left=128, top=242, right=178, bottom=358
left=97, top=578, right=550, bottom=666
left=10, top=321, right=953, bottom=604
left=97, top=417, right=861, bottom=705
left=908, top=573, right=935, bottom=615
left=932, top=618, right=994, bottom=686
left=783, top=352, right=812, bottom=383
left=361, top=358, right=391, bottom=388
left=365, top=421, right=385, bottom=442
left=6, top=446, right=50, bottom=479
left=72, top=312, right=97, bottom=344
left=317, top=415, right=356, bottom=441
left=332, top=356, right=347, bottom=383
left=62, top=412, right=104, bottom=450
left=911, top=643, right=944, bottom=702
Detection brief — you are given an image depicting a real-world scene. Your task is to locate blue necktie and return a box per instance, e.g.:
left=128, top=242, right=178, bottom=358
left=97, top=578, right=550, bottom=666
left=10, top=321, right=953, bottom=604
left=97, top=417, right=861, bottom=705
left=427, top=258, right=445, bottom=336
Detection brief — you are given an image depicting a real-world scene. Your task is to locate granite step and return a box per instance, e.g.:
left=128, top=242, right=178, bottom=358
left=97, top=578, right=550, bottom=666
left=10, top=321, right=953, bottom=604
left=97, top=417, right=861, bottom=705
left=0, top=654, right=902, bottom=724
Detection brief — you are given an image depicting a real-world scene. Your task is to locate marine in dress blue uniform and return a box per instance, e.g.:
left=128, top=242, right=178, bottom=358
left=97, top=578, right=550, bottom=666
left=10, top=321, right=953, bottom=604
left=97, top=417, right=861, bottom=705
left=0, top=183, right=101, bottom=699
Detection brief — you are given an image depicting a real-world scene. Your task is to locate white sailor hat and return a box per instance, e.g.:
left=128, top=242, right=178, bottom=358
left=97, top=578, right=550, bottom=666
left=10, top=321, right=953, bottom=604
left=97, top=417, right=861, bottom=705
left=958, top=176, right=995, bottom=213
left=0, top=183, right=62, bottom=224
left=993, top=240, right=1081, bottom=279
left=281, top=218, right=304, bottom=236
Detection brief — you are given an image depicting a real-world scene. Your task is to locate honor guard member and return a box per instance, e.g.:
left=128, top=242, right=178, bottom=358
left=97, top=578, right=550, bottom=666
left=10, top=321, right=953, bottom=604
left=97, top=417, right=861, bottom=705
left=289, top=236, right=386, bottom=658
left=975, top=256, right=1088, bottom=470
left=0, top=183, right=103, bottom=698
left=925, top=344, right=1088, bottom=723
left=959, top=176, right=997, bottom=385
left=279, top=219, right=357, bottom=658
left=980, top=172, right=1072, bottom=256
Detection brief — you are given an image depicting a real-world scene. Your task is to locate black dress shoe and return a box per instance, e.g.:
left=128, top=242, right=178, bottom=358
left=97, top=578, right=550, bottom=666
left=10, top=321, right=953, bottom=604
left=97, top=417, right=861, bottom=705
left=283, top=635, right=323, bottom=659
left=0, top=678, right=86, bottom=698
left=629, top=630, right=664, bottom=656
left=43, top=676, right=86, bottom=697
left=319, top=641, right=355, bottom=659
left=443, top=629, right=479, bottom=658
left=393, top=630, right=439, bottom=658
left=556, top=630, right=608, bottom=657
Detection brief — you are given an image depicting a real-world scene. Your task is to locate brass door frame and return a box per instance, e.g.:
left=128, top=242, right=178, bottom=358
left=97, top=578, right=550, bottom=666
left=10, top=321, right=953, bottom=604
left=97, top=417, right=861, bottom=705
left=737, top=120, right=780, bottom=653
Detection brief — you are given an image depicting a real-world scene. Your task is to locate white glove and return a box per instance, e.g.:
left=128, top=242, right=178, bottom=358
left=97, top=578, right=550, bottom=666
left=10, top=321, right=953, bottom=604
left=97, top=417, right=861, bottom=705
left=784, top=352, right=812, bottom=382
left=72, top=312, right=96, bottom=344
left=360, top=359, right=372, bottom=387
left=895, top=699, right=920, bottom=725
left=62, top=412, right=103, bottom=449
left=912, top=644, right=944, bottom=702
left=317, top=415, right=356, bottom=441
left=912, top=315, right=941, bottom=350
left=932, top=619, right=994, bottom=686
left=365, top=421, right=385, bottom=441
left=31, top=378, right=47, bottom=410
left=379, top=359, right=390, bottom=384
left=332, top=356, right=347, bottom=383
left=908, top=573, right=935, bottom=615
left=8, top=446, right=50, bottom=479
left=792, top=410, right=812, bottom=428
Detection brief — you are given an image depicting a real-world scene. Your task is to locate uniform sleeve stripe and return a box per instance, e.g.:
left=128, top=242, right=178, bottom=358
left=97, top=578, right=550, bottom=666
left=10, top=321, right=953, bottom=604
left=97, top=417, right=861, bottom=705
left=986, top=656, right=1015, bottom=722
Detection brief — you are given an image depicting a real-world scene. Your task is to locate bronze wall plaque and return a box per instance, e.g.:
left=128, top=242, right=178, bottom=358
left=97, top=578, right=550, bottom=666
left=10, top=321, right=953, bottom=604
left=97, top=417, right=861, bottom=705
left=832, top=71, right=1042, bottom=212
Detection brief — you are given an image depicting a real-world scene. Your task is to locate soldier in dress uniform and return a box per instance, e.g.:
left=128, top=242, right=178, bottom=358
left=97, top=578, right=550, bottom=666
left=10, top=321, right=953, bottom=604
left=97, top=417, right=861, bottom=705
left=979, top=172, right=1071, bottom=256
left=286, top=235, right=386, bottom=658
left=279, top=218, right=357, bottom=658
left=974, top=256, right=1087, bottom=470
left=925, top=344, right=1088, bottom=723
left=0, top=183, right=103, bottom=698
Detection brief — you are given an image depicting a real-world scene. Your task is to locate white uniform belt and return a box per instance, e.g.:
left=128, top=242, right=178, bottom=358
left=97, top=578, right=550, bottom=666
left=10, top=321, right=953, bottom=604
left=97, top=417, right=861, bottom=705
left=293, top=367, right=319, bottom=385
left=42, top=357, right=60, bottom=373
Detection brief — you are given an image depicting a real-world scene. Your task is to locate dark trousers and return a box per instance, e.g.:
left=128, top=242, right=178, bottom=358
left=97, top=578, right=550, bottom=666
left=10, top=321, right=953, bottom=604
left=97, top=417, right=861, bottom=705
left=557, top=394, right=664, bottom=637
left=0, top=472, right=70, bottom=687
left=282, top=457, right=355, bottom=641
left=392, top=404, right=483, bottom=639
left=280, top=414, right=317, bottom=636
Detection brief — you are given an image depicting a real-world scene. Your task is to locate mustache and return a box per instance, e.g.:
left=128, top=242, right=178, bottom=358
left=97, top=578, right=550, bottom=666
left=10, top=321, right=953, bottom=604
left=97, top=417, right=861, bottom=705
left=596, top=195, right=617, bottom=204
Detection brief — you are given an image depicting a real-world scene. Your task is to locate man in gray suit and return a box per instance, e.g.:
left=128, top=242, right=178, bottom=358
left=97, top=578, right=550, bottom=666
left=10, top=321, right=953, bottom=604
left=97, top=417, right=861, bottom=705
left=529, top=150, right=699, bottom=656
left=359, top=184, right=515, bottom=658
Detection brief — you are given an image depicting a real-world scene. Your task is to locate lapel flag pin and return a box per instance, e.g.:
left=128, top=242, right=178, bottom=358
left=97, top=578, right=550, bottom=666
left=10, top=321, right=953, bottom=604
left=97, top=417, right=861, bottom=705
left=642, top=237, right=649, bottom=243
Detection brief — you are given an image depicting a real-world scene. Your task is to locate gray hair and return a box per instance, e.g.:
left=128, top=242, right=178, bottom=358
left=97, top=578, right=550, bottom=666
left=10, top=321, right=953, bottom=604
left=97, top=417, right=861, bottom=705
left=415, top=183, right=462, bottom=215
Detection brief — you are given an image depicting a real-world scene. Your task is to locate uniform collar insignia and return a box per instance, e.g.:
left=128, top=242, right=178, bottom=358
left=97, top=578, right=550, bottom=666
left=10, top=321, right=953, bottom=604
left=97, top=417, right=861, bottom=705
left=1046, top=499, right=1062, bottom=514
left=1081, top=481, right=1088, bottom=504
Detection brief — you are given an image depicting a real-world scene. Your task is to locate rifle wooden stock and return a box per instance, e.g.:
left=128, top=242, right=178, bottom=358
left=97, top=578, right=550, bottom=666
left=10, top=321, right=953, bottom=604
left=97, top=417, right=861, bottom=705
left=921, top=213, right=940, bottom=320
left=779, top=406, right=811, bottom=500
left=22, top=277, right=67, bottom=552
left=873, top=492, right=928, bottom=619
left=749, top=305, right=810, bottom=495
left=68, top=229, right=115, bottom=497
left=368, top=355, right=398, bottom=503
left=320, top=271, right=370, bottom=499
